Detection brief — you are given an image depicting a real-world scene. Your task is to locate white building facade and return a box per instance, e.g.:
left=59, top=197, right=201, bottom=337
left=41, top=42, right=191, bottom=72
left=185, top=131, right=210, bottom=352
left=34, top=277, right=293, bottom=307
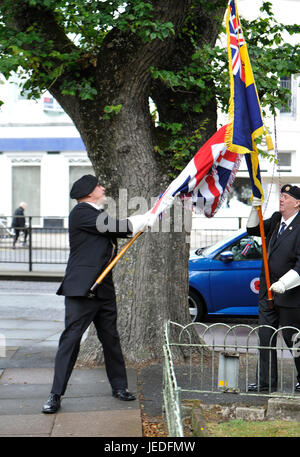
left=0, top=81, right=93, bottom=225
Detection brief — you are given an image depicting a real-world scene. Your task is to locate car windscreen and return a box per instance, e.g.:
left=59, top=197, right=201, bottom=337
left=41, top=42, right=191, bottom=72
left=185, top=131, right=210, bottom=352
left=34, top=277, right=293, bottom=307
left=200, top=230, right=245, bottom=257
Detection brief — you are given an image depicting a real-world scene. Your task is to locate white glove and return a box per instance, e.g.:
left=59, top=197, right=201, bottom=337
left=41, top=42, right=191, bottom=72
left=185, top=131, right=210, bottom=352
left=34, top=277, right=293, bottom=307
left=270, top=269, right=300, bottom=294
left=153, top=194, right=175, bottom=217
left=269, top=280, right=286, bottom=294
left=163, top=194, right=175, bottom=209
left=127, top=211, right=154, bottom=236
left=246, top=197, right=262, bottom=228
left=252, top=197, right=262, bottom=207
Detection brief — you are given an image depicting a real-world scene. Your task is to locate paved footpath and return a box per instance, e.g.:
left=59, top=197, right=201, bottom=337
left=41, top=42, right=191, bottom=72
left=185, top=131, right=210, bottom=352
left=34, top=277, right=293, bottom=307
left=0, top=366, right=142, bottom=437
left=0, top=278, right=143, bottom=437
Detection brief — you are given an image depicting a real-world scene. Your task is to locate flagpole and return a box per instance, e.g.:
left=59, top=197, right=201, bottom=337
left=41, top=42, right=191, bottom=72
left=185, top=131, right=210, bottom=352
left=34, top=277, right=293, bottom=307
left=257, top=206, right=273, bottom=307
left=88, top=231, right=143, bottom=297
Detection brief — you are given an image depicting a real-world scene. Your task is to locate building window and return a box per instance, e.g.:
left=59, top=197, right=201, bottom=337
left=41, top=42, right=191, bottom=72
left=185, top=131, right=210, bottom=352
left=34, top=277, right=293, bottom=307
left=229, top=177, right=267, bottom=206
left=280, top=76, right=295, bottom=115
left=12, top=166, right=41, bottom=223
left=277, top=152, right=292, bottom=172
left=278, top=152, right=291, bottom=167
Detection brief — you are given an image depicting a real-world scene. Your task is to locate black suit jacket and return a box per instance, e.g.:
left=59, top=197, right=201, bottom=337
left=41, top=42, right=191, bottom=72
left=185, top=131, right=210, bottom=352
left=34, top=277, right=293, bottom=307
left=12, top=207, right=26, bottom=228
left=247, top=211, right=300, bottom=308
left=57, top=202, right=132, bottom=297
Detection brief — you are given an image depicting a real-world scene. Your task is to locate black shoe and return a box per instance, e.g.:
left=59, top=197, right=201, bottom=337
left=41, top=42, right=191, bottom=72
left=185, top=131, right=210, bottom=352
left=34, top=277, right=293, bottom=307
left=42, top=393, right=61, bottom=413
left=295, top=383, right=300, bottom=392
left=248, top=383, right=277, bottom=392
left=112, top=388, right=136, bottom=401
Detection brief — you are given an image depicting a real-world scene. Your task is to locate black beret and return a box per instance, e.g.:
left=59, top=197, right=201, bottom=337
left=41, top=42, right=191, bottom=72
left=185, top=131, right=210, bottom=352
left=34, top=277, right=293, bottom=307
left=281, top=184, right=300, bottom=200
left=70, top=174, right=98, bottom=199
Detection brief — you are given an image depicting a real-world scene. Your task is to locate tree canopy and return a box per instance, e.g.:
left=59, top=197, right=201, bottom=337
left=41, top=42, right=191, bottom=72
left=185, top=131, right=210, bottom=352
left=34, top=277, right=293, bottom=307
left=0, top=0, right=299, bottom=173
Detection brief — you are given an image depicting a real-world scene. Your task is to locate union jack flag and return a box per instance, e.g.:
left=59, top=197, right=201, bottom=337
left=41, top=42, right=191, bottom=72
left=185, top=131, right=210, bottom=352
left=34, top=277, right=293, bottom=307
left=229, top=13, right=245, bottom=78
left=149, top=125, right=240, bottom=221
left=225, top=0, right=269, bottom=200
left=241, top=240, right=253, bottom=257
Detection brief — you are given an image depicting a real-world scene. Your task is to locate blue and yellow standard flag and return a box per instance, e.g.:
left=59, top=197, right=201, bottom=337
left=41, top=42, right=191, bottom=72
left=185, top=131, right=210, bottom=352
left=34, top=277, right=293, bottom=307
left=225, top=0, right=273, bottom=200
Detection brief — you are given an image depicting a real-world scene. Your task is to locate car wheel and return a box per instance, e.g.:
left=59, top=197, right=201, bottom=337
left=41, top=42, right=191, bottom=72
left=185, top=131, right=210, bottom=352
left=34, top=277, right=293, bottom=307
left=188, top=289, right=206, bottom=322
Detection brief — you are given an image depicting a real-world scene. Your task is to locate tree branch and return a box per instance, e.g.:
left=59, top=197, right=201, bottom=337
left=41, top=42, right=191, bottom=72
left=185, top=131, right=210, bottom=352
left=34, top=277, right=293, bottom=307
left=0, top=0, right=77, bottom=55
left=97, top=0, right=193, bottom=99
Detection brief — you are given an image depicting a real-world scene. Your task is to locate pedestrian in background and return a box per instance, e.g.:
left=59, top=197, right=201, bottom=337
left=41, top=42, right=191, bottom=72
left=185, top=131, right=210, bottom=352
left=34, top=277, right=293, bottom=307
left=11, top=202, right=28, bottom=249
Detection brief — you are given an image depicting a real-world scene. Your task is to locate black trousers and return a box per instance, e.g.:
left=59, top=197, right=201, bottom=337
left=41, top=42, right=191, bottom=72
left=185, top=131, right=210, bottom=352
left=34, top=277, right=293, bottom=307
left=13, top=227, right=28, bottom=244
left=51, top=275, right=127, bottom=396
left=257, top=298, right=300, bottom=387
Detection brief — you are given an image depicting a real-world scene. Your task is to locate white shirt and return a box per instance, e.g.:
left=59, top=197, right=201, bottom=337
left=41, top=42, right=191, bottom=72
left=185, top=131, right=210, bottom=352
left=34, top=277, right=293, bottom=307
left=279, top=212, right=299, bottom=234
left=81, top=202, right=104, bottom=211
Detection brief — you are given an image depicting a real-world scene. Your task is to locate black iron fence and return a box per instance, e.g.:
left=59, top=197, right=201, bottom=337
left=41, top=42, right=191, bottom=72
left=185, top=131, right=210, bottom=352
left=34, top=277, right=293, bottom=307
left=190, top=215, right=247, bottom=249
left=0, top=215, right=248, bottom=271
left=164, top=320, right=300, bottom=437
left=0, top=216, right=69, bottom=271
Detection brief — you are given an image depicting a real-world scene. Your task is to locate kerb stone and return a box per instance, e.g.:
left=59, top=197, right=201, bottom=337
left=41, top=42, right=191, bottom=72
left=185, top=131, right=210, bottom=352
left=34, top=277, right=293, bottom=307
left=235, top=406, right=265, bottom=421
left=267, top=397, right=300, bottom=421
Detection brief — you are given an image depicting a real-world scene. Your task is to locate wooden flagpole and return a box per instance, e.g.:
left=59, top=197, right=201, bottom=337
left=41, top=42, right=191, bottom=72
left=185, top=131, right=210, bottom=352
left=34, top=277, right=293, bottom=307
left=257, top=206, right=273, bottom=307
left=88, top=231, right=143, bottom=297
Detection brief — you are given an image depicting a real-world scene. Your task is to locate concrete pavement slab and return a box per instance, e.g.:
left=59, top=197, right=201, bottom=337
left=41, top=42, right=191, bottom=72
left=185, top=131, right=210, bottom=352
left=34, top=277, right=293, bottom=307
left=1, top=328, right=61, bottom=340
left=43, top=332, right=62, bottom=342
left=0, top=382, right=138, bottom=403
left=0, top=397, right=41, bottom=415
left=32, top=341, right=60, bottom=349
left=0, top=413, right=55, bottom=436
left=0, top=339, right=41, bottom=348
left=0, top=384, right=52, bottom=400
left=0, top=347, right=18, bottom=360
left=0, top=392, right=140, bottom=416
left=0, top=367, right=54, bottom=384
left=68, top=367, right=137, bottom=387
left=0, top=367, right=137, bottom=387
left=0, top=367, right=139, bottom=417
left=0, top=319, right=63, bottom=330
left=0, top=279, right=144, bottom=437
left=57, top=395, right=140, bottom=413
left=0, top=346, right=58, bottom=368
left=51, top=410, right=142, bottom=437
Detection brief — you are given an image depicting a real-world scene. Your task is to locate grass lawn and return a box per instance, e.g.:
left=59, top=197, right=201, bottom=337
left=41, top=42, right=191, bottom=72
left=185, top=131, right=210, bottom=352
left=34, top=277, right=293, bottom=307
left=208, top=419, right=300, bottom=437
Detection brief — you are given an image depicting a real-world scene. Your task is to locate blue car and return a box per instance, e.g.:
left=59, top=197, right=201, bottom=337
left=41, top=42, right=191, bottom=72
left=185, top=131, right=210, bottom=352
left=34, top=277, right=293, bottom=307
left=189, top=229, right=262, bottom=321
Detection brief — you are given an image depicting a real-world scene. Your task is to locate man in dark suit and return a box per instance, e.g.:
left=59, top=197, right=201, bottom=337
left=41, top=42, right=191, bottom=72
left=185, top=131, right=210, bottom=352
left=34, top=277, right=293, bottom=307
left=11, top=202, right=28, bottom=248
left=247, top=184, right=300, bottom=392
left=42, top=175, right=151, bottom=413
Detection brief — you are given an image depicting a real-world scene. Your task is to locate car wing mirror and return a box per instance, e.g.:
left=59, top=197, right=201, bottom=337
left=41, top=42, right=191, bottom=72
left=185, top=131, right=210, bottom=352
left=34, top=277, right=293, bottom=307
left=220, top=251, right=234, bottom=262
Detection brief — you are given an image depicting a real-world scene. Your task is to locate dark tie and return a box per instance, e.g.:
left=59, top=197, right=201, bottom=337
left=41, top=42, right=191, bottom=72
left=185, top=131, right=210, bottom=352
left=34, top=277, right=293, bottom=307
left=277, top=222, right=286, bottom=238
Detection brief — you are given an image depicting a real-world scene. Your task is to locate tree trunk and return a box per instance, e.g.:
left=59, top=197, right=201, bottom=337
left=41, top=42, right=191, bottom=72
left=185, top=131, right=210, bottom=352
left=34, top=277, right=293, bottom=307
left=72, top=86, right=193, bottom=366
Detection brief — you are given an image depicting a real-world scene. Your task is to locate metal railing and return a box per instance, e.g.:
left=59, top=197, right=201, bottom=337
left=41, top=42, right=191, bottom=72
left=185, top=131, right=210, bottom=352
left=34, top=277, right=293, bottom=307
left=163, top=320, right=300, bottom=437
left=0, top=216, right=68, bottom=271
left=163, top=335, right=184, bottom=437
left=0, top=215, right=247, bottom=270
left=190, top=215, right=247, bottom=249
